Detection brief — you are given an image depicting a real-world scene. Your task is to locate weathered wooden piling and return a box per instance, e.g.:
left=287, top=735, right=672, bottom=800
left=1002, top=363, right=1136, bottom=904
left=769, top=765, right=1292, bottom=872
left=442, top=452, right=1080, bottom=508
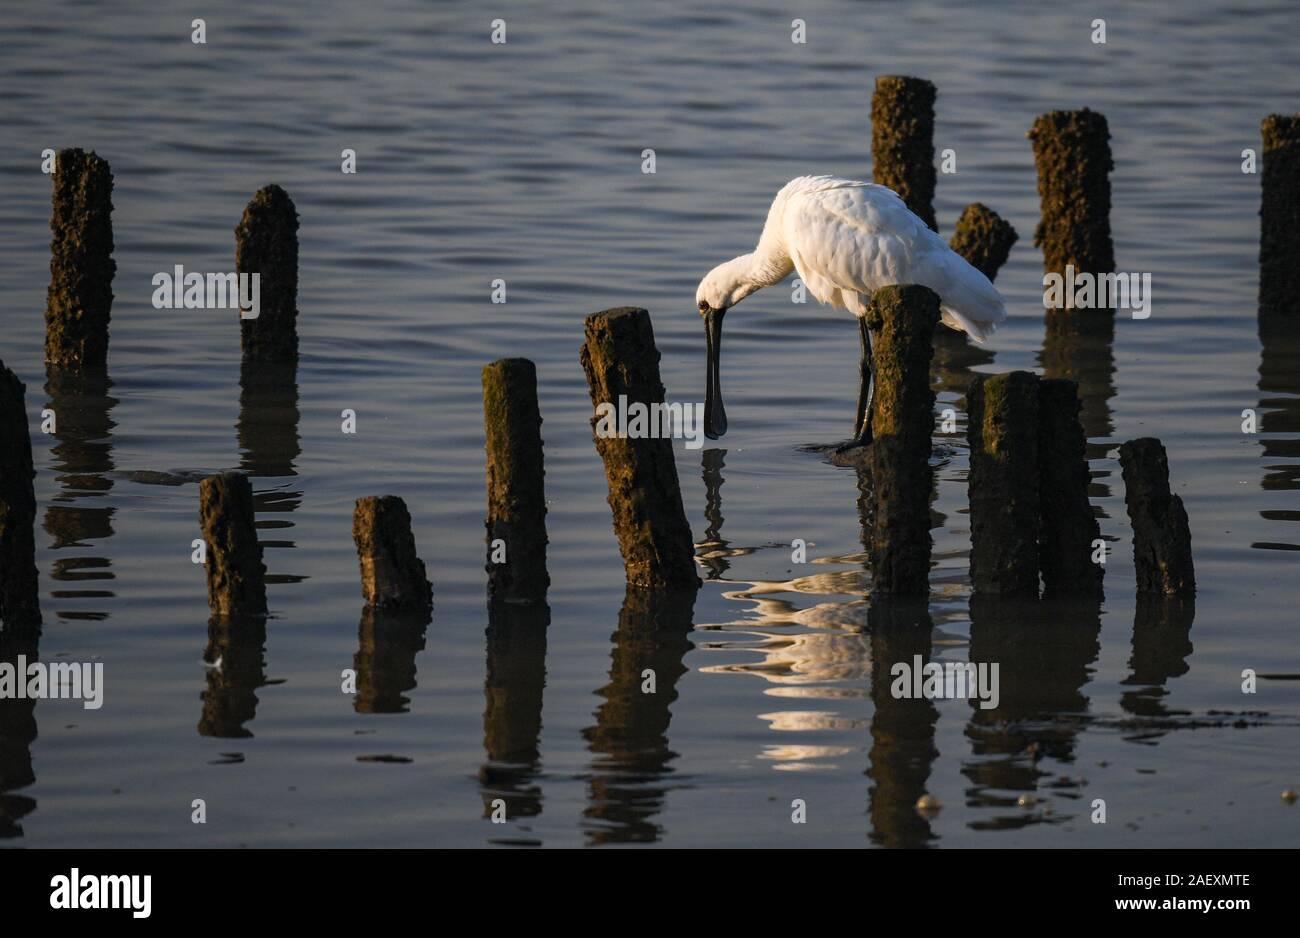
left=579, top=308, right=700, bottom=590
left=352, top=495, right=432, bottom=611
left=235, top=184, right=299, bottom=362
left=967, top=371, right=1041, bottom=596
left=1029, top=109, right=1114, bottom=278
left=1037, top=379, right=1103, bottom=596
left=198, top=472, right=267, bottom=618
left=45, top=148, right=115, bottom=367
left=949, top=203, right=1018, bottom=281
left=0, top=362, right=41, bottom=628
left=1118, top=438, right=1195, bottom=595
left=482, top=358, right=549, bottom=602
left=865, top=285, right=941, bottom=595
left=1259, top=114, right=1300, bottom=316
left=871, top=76, right=938, bottom=231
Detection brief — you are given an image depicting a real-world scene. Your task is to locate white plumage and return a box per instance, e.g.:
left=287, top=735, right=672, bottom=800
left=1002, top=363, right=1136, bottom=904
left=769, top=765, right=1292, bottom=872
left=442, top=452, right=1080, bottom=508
left=694, top=175, right=1009, bottom=442
left=695, top=174, right=1007, bottom=341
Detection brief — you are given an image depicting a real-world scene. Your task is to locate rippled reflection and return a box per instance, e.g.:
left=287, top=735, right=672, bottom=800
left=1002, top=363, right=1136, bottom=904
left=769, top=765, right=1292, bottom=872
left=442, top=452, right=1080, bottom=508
left=197, top=616, right=270, bottom=739
left=866, top=598, right=939, bottom=847
left=962, top=596, right=1101, bottom=830
left=583, top=587, right=695, bottom=845
left=0, top=629, right=38, bottom=839
left=1120, top=594, right=1195, bottom=722
left=1255, top=310, right=1300, bottom=550
left=237, top=361, right=304, bottom=580
left=479, top=599, right=548, bottom=824
left=353, top=607, right=430, bottom=715
left=42, top=365, right=117, bottom=621
left=1038, top=307, right=1117, bottom=502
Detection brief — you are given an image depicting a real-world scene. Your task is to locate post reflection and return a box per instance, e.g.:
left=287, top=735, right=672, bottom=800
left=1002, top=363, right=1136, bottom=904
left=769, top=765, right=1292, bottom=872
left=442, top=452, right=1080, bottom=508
left=0, top=629, right=38, bottom=839
left=1120, top=594, right=1195, bottom=720
left=197, top=616, right=269, bottom=739
left=1038, top=308, right=1117, bottom=501
left=353, top=607, right=430, bottom=715
left=962, top=596, right=1101, bottom=829
left=866, top=597, right=939, bottom=848
left=479, top=599, right=549, bottom=822
left=1254, top=310, right=1300, bottom=549
left=42, top=364, right=117, bottom=621
left=237, top=360, right=304, bottom=578
left=583, top=586, right=696, bottom=845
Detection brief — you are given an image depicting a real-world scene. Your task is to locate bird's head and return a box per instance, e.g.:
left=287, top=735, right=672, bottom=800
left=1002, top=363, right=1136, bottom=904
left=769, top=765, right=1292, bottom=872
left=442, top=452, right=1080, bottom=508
left=695, top=257, right=759, bottom=315
left=694, top=258, right=756, bottom=441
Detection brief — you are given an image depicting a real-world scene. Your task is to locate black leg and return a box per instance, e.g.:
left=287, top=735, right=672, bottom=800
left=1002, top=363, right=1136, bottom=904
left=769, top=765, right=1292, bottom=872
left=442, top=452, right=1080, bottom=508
left=852, top=315, right=875, bottom=445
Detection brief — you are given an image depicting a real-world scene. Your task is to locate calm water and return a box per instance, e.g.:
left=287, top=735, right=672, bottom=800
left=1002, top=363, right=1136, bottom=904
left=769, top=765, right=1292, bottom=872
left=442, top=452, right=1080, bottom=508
left=1, top=0, right=1298, bottom=847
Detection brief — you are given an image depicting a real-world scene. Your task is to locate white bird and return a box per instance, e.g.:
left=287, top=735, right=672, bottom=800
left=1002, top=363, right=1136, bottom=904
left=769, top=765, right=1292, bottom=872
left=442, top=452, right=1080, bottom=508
left=694, top=175, right=1008, bottom=445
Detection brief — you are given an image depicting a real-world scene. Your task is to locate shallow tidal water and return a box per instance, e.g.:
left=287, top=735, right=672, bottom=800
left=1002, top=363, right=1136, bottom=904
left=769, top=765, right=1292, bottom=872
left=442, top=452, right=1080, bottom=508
left=1, top=1, right=1298, bottom=847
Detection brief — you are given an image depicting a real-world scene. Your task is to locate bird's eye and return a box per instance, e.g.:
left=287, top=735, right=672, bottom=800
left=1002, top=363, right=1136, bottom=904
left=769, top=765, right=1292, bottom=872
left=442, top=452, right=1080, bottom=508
left=698, top=300, right=709, bottom=312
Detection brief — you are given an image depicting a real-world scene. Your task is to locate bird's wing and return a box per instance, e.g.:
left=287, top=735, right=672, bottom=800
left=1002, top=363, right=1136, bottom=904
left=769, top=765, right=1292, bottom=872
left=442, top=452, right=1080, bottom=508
left=784, top=183, right=1007, bottom=339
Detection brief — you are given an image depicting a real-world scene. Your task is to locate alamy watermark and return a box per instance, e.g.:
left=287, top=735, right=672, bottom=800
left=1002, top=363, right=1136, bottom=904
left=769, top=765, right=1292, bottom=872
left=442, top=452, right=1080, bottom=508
left=594, top=395, right=705, bottom=450
left=890, top=655, right=1000, bottom=710
left=1043, top=264, right=1151, bottom=319
left=0, top=656, right=103, bottom=709
left=152, top=265, right=260, bottom=319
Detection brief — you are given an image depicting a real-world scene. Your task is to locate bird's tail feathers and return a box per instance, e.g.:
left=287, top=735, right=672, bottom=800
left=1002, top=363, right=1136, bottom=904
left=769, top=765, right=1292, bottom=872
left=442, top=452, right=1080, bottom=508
left=937, top=251, right=1008, bottom=343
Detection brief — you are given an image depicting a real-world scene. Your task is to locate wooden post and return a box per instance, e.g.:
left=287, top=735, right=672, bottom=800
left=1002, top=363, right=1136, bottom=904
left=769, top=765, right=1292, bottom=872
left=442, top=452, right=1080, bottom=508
left=1029, top=109, right=1114, bottom=278
left=1037, top=379, right=1103, bottom=596
left=871, top=76, right=938, bottom=231
left=482, top=358, right=549, bottom=602
left=352, top=496, right=432, bottom=611
left=1118, top=438, right=1195, bottom=595
left=866, top=285, right=940, bottom=595
left=579, top=308, right=700, bottom=590
left=46, top=148, right=115, bottom=366
left=1259, top=114, right=1300, bottom=316
left=0, top=362, right=41, bottom=628
left=198, top=472, right=267, bottom=619
left=949, top=203, right=1018, bottom=282
left=235, top=185, right=299, bottom=362
left=968, top=371, right=1041, bottom=596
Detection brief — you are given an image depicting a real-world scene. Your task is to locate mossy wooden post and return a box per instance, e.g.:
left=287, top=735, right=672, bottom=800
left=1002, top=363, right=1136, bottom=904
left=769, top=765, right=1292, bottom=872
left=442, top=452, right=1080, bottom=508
left=866, top=285, right=940, bottom=595
left=1037, top=379, right=1103, bottom=596
left=1118, top=438, right=1195, bottom=595
left=579, top=308, right=700, bottom=590
left=235, top=185, right=299, bottom=362
left=871, top=76, right=938, bottom=231
left=0, top=362, right=41, bottom=628
left=46, top=148, right=115, bottom=366
left=968, top=371, right=1041, bottom=596
left=482, top=358, right=549, bottom=602
left=199, top=472, right=267, bottom=619
left=1029, top=109, right=1114, bottom=279
left=949, top=203, right=1018, bottom=282
left=352, top=496, right=432, bottom=612
left=1259, top=115, right=1300, bottom=316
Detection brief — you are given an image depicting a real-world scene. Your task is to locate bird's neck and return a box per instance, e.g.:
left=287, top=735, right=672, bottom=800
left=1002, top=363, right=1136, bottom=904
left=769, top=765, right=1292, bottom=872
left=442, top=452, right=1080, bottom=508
left=734, top=235, right=793, bottom=289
